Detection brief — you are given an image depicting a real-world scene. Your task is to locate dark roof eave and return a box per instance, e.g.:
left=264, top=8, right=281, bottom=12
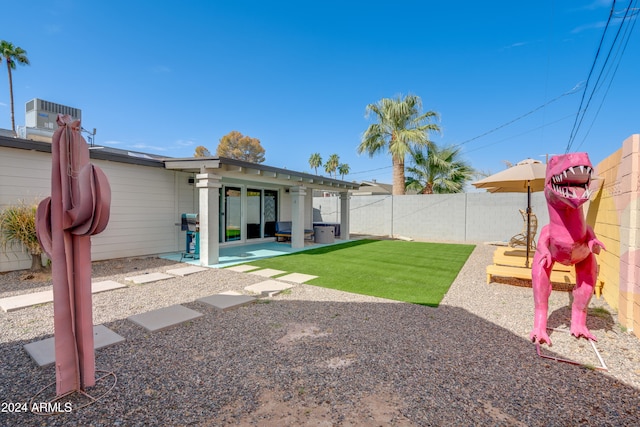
left=164, top=156, right=359, bottom=190
left=0, top=135, right=165, bottom=168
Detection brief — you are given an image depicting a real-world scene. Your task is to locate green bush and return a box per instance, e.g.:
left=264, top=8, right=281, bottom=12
left=0, top=201, right=44, bottom=271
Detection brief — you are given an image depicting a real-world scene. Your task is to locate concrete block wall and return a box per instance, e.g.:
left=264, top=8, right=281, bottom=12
left=617, top=135, right=639, bottom=336
left=315, top=192, right=549, bottom=244
left=392, top=195, right=466, bottom=241
left=589, top=135, right=640, bottom=338
left=465, top=192, right=548, bottom=243
left=349, top=195, right=393, bottom=237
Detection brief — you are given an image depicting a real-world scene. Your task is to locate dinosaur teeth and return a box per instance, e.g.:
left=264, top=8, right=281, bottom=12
left=572, top=189, right=578, bottom=198
left=568, top=166, right=575, bottom=175
left=563, top=170, right=568, bottom=178
left=580, top=165, right=585, bottom=174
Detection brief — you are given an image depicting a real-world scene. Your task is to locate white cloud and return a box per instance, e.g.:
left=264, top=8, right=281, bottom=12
left=130, top=143, right=168, bottom=152
left=102, top=139, right=122, bottom=146
left=571, top=20, right=607, bottom=34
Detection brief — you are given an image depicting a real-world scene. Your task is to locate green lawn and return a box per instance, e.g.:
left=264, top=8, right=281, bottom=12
left=241, top=239, right=475, bottom=307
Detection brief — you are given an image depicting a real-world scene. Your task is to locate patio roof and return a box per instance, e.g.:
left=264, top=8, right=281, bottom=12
left=163, top=156, right=359, bottom=191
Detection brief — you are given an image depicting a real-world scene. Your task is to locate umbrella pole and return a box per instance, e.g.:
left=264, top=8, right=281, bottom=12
left=526, top=185, right=531, bottom=268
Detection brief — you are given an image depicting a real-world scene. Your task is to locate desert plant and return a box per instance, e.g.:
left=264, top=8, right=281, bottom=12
left=0, top=201, right=44, bottom=271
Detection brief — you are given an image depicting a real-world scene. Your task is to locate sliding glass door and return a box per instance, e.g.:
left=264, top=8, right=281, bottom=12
left=224, top=186, right=241, bottom=242
left=220, top=186, right=278, bottom=243
left=247, top=188, right=262, bottom=239
left=264, top=189, right=278, bottom=238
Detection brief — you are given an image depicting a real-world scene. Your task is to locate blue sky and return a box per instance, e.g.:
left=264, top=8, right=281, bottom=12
left=2, top=1, right=638, bottom=184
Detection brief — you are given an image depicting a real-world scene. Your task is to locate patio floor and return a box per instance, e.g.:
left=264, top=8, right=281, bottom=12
left=159, top=239, right=354, bottom=268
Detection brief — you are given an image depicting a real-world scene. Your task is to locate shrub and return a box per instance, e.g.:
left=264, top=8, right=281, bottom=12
left=0, top=201, right=44, bottom=271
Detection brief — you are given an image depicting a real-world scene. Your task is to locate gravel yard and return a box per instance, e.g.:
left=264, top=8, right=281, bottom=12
left=0, top=243, right=638, bottom=426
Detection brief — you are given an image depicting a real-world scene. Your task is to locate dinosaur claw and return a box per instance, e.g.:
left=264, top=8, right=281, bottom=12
left=530, top=329, right=552, bottom=346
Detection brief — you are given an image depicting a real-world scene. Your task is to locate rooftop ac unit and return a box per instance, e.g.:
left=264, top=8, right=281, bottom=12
left=25, top=98, right=82, bottom=131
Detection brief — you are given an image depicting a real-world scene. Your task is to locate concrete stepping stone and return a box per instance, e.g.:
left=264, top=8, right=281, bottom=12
left=218, top=290, right=243, bottom=295
left=92, top=280, right=127, bottom=293
left=127, top=304, right=202, bottom=332
left=0, top=281, right=127, bottom=312
left=124, top=272, right=174, bottom=284
left=0, top=290, right=53, bottom=312
left=249, top=268, right=286, bottom=278
left=23, top=324, right=125, bottom=367
left=166, top=266, right=207, bottom=276
left=197, top=294, right=256, bottom=311
left=226, top=265, right=261, bottom=273
left=277, top=273, right=318, bottom=283
left=244, top=280, right=294, bottom=297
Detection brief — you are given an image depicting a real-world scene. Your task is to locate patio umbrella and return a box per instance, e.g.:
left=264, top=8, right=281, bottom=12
left=472, top=159, right=547, bottom=267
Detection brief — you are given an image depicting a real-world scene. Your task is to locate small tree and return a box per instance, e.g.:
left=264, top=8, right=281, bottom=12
left=216, top=131, right=265, bottom=163
left=309, top=153, right=322, bottom=175
left=194, top=145, right=211, bottom=157
left=0, top=201, right=44, bottom=271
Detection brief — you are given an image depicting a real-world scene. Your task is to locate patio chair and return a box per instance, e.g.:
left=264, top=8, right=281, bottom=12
left=275, top=221, right=314, bottom=242
left=508, top=209, right=537, bottom=251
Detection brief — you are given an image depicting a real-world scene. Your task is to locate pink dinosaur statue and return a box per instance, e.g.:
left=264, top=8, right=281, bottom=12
left=530, top=152, right=605, bottom=346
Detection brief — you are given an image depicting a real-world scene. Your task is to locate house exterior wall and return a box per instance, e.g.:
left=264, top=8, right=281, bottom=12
left=278, top=187, right=314, bottom=229
left=0, top=145, right=194, bottom=272
left=91, top=161, right=193, bottom=261
left=0, top=147, right=51, bottom=271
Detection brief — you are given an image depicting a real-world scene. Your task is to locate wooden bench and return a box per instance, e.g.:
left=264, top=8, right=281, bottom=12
left=492, top=246, right=571, bottom=272
left=486, top=264, right=576, bottom=285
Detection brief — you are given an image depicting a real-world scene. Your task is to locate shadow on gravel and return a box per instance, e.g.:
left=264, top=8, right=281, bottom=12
left=1, top=300, right=637, bottom=426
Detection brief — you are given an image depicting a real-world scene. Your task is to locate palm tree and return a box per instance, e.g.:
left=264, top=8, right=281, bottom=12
left=358, top=94, right=440, bottom=195
left=338, top=163, right=350, bottom=180
left=405, top=144, right=474, bottom=194
left=0, top=41, right=30, bottom=133
left=324, top=154, right=340, bottom=178
left=308, top=153, right=322, bottom=175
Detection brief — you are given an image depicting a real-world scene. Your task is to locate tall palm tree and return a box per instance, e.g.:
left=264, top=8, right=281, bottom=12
left=0, top=41, right=30, bottom=133
left=405, top=144, right=474, bottom=194
left=308, top=153, right=322, bottom=175
left=324, top=154, right=340, bottom=178
left=338, top=163, right=350, bottom=180
left=358, top=94, right=440, bottom=195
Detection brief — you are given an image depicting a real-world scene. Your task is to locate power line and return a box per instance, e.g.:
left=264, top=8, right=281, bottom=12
left=565, top=0, right=638, bottom=153
left=452, top=82, right=582, bottom=148
left=575, top=0, right=639, bottom=150
left=565, top=1, right=617, bottom=152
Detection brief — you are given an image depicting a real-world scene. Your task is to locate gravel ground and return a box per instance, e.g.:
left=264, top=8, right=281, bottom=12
left=0, top=243, right=639, bottom=426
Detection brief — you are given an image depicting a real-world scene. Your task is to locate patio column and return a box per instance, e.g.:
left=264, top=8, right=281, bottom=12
left=196, top=173, right=221, bottom=266
left=290, top=186, right=306, bottom=249
left=340, top=191, right=351, bottom=240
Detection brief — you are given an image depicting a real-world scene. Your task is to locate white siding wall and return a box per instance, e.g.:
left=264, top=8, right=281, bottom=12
left=0, top=146, right=194, bottom=272
left=0, top=147, right=51, bottom=271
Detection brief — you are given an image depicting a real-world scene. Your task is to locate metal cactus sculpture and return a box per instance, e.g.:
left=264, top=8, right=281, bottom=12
left=36, top=114, right=111, bottom=396
left=530, top=152, right=604, bottom=345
